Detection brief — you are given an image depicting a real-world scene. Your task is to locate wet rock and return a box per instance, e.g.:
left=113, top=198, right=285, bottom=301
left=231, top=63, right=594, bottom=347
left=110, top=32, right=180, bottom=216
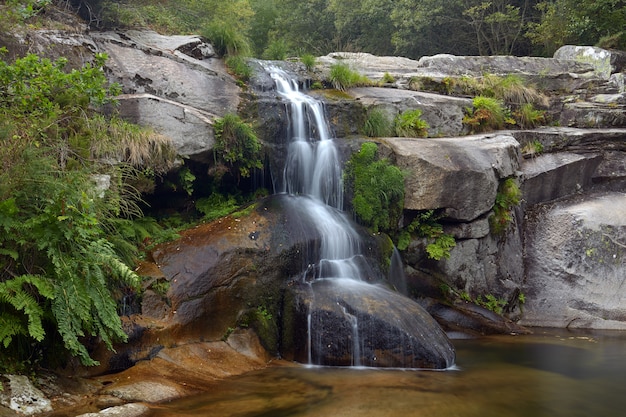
left=75, top=403, right=149, bottom=417
left=285, top=279, right=456, bottom=369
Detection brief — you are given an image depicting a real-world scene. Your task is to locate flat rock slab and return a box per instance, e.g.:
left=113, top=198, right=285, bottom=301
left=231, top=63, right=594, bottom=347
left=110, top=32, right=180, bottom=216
left=349, top=87, right=472, bottom=137
left=521, top=192, right=626, bottom=329
left=521, top=152, right=602, bottom=205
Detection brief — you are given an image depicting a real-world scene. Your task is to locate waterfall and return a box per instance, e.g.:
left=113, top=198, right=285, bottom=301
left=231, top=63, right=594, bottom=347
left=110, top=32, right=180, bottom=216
left=269, top=67, right=363, bottom=280
left=266, top=66, right=456, bottom=369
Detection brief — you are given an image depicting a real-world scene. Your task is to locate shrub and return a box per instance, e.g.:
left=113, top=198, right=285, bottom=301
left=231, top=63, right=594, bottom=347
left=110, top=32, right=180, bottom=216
left=344, top=142, right=405, bottom=233
left=0, top=51, right=176, bottom=367
left=262, top=39, right=289, bottom=60
left=396, top=210, right=456, bottom=261
left=463, top=96, right=514, bottom=132
left=394, top=109, right=429, bottom=138
left=598, top=31, right=626, bottom=50
left=361, top=109, right=393, bottom=137
left=329, top=63, right=371, bottom=91
left=203, top=21, right=251, bottom=57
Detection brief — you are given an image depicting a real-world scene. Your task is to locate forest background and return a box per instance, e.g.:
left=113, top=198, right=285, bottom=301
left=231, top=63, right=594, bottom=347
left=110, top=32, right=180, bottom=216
left=70, top=0, right=626, bottom=58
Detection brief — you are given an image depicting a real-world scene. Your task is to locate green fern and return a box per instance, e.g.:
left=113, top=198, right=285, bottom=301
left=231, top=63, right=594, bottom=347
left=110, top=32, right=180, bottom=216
left=0, top=275, right=54, bottom=347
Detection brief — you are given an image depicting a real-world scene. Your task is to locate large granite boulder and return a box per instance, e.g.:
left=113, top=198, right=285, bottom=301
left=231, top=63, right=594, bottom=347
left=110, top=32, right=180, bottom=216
left=285, top=278, right=455, bottom=369
left=385, top=134, right=521, bottom=221
left=521, top=192, right=626, bottom=329
left=101, top=194, right=454, bottom=372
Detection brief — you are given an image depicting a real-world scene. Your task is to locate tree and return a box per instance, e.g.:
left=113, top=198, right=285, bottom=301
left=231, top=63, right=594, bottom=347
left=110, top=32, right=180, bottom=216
left=463, top=0, right=532, bottom=55
left=390, top=0, right=480, bottom=57
left=527, top=0, right=626, bottom=55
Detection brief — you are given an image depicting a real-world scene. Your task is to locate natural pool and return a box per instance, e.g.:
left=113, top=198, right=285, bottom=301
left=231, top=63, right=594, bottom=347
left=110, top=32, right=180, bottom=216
left=148, top=329, right=626, bottom=417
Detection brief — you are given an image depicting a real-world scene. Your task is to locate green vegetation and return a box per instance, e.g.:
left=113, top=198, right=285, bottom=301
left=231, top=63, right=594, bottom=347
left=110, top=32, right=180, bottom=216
left=397, top=210, right=456, bottom=261
left=344, top=142, right=405, bottom=233
left=213, top=114, right=263, bottom=182
left=300, top=54, right=317, bottom=71
left=394, top=109, right=429, bottom=138
left=521, top=139, right=544, bottom=158
left=381, top=72, right=395, bottom=84
left=329, top=63, right=371, bottom=91
left=490, top=178, right=522, bottom=235
left=463, top=96, right=514, bottom=133
left=20, top=0, right=625, bottom=60
left=514, top=103, right=546, bottom=129
left=361, top=109, right=393, bottom=137
left=0, top=50, right=178, bottom=367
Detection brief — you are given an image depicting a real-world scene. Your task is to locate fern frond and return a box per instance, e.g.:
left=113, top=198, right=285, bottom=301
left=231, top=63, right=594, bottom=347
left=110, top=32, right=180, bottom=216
left=0, top=275, right=53, bottom=343
left=0, top=312, right=28, bottom=348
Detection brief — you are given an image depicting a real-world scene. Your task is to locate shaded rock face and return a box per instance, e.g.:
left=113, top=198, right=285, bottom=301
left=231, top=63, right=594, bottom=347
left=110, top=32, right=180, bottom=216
left=348, top=87, right=472, bottom=137
left=521, top=192, right=626, bottom=329
left=113, top=194, right=454, bottom=371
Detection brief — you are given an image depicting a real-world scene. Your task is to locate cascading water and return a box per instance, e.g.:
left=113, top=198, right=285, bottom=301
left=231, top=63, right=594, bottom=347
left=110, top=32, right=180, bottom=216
left=266, top=66, right=455, bottom=369
left=270, top=67, right=368, bottom=282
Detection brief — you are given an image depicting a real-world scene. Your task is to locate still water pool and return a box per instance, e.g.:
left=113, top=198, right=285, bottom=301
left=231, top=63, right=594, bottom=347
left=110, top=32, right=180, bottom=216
left=149, top=329, right=626, bottom=417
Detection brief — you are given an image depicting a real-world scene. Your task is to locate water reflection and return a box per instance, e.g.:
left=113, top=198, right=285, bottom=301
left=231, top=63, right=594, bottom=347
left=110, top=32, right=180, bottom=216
left=150, top=329, right=626, bottom=417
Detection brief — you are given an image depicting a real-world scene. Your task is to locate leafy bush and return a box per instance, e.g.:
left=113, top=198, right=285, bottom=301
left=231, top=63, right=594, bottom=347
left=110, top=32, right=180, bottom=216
left=329, top=63, right=371, bottom=91
left=262, top=39, right=289, bottom=60
left=361, top=109, right=393, bottom=137
left=344, top=142, right=405, bottom=233
left=213, top=114, right=263, bottom=181
left=203, top=21, right=251, bottom=57
left=394, top=109, right=429, bottom=137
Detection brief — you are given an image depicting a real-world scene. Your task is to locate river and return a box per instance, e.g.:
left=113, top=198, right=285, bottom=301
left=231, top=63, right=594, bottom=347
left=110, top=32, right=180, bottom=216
left=148, top=328, right=626, bottom=417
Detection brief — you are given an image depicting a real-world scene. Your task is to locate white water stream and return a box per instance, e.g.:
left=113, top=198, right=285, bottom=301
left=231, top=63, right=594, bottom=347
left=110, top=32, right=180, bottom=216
left=269, top=67, right=369, bottom=364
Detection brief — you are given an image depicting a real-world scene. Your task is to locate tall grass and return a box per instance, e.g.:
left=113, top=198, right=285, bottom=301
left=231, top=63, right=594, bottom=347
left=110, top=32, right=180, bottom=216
left=329, top=63, right=371, bottom=91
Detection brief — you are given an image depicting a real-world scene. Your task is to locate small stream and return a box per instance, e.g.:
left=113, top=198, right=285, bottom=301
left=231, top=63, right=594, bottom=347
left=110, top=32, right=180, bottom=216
left=148, top=329, right=626, bottom=417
